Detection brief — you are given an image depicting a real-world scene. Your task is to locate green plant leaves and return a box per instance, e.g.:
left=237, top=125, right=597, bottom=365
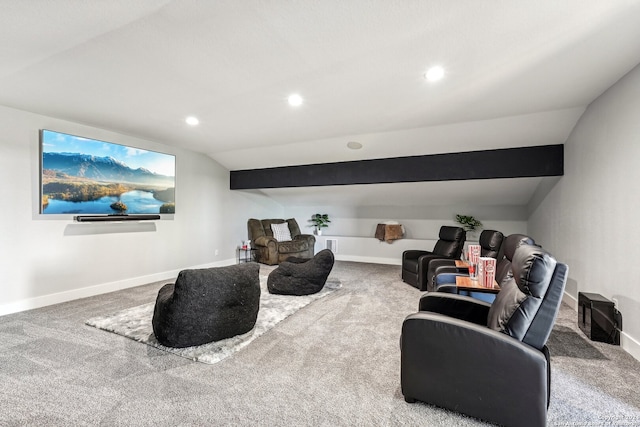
left=455, top=214, right=482, bottom=231
left=309, top=213, right=331, bottom=228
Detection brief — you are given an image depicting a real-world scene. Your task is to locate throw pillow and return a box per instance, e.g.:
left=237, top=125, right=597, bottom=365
left=487, top=278, right=527, bottom=333
left=271, top=222, right=292, bottom=242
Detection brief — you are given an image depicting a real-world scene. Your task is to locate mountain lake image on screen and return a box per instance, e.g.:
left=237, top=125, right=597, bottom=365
left=40, top=129, right=176, bottom=215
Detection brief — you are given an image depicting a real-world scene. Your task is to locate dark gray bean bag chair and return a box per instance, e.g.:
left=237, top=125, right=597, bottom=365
left=267, top=249, right=335, bottom=295
left=152, top=263, right=260, bottom=348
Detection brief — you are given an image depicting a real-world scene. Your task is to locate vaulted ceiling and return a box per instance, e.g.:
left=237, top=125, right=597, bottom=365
left=2, top=1, right=640, bottom=208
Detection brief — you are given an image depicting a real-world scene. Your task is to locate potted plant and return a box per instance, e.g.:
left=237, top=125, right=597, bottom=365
left=309, top=213, right=331, bottom=235
left=455, top=214, right=482, bottom=235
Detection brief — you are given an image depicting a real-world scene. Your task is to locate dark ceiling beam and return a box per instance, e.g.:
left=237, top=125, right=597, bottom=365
left=230, top=144, right=563, bottom=190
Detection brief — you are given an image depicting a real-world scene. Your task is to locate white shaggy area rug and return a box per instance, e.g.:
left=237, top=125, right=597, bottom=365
left=86, top=273, right=340, bottom=364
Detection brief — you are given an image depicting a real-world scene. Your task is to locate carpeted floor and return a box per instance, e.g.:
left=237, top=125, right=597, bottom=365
left=85, top=272, right=341, bottom=364
left=1, top=261, right=639, bottom=426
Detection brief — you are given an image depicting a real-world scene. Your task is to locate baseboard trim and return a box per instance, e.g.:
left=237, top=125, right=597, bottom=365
left=621, top=332, right=640, bottom=362
left=0, top=258, right=236, bottom=317
left=334, top=254, right=401, bottom=265
left=562, top=290, right=578, bottom=310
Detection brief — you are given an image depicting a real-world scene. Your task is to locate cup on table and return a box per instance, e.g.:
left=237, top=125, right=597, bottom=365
left=468, top=262, right=478, bottom=280
left=468, top=244, right=481, bottom=265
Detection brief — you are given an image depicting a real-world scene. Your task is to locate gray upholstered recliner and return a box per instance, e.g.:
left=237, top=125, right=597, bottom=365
left=401, top=244, right=568, bottom=427
left=248, top=218, right=315, bottom=265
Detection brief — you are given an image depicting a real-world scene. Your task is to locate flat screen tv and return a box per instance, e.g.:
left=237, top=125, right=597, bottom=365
left=40, top=129, right=175, bottom=216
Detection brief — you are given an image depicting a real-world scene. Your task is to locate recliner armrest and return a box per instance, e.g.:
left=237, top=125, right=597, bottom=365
left=419, top=293, right=491, bottom=325
left=417, top=253, right=454, bottom=270
left=253, top=235, right=277, bottom=247
left=401, top=312, right=549, bottom=427
left=403, top=249, right=431, bottom=260
left=427, top=259, right=467, bottom=291
left=434, top=264, right=469, bottom=277
left=293, top=234, right=315, bottom=244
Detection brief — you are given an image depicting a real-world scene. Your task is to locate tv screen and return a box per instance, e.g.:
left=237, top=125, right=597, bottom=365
left=40, top=129, right=175, bottom=215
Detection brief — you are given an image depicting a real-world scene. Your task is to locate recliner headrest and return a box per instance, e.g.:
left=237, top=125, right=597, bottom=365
left=503, top=234, right=535, bottom=261
left=439, top=226, right=465, bottom=242
left=479, top=230, right=504, bottom=256
left=512, top=244, right=557, bottom=298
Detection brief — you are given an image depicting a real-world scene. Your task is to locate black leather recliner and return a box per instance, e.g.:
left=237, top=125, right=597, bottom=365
left=433, top=233, right=535, bottom=295
left=401, top=244, right=568, bottom=427
left=426, top=229, right=504, bottom=292
left=401, top=226, right=466, bottom=291
left=493, top=233, right=536, bottom=287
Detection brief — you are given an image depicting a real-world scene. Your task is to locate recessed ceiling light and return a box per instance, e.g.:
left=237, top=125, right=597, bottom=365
left=424, top=66, right=445, bottom=82
left=288, top=93, right=304, bottom=107
left=185, top=116, right=199, bottom=126
left=347, top=141, right=363, bottom=150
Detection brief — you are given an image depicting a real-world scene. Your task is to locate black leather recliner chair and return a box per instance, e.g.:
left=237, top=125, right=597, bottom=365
left=492, top=233, right=536, bottom=287
left=425, top=229, right=504, bottom=292
left=433, top=233, right=535, bottom=295
left=401, top=226, right=465, bottom=291
left=401, top=244, right=568, bottom=427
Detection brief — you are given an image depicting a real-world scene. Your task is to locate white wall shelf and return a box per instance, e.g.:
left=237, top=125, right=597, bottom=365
left=313, top=235, right=438, bottom=265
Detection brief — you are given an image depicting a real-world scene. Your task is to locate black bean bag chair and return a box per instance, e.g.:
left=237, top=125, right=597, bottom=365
left=267, top=249, right=335, bottom=296
left=152, top=263, right=260, bottom=348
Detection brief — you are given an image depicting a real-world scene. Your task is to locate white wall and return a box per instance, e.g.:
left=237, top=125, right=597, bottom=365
left=5, top=99, right=530, bottom=313
left=286, top=204, right=528, bottom=263
left=0, top=105, right=280, bottom=316
left=230, top=190, right=284, bottom=248
left=528, top=64, right=640, bottom=360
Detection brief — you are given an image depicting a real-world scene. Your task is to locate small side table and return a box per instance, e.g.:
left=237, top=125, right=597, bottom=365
left=455, top=276, right=500, bottom=294
left=237, top=247, right=255, bottom=263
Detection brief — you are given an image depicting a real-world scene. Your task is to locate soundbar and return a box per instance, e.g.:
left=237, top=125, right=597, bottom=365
left=74, top=214, right=161, bottom=222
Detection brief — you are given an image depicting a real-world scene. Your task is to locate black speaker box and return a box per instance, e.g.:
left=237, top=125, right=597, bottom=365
left=578, top=292, right=620, bottom=345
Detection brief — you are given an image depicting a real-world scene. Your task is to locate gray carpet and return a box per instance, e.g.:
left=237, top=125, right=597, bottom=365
left=1, top=261, right=639, bottom=426
left=85, top=272, right=341, bottom=364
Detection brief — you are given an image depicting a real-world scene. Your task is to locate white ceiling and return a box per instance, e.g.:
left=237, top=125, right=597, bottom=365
left=2, top=1, right=640, bottom=208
